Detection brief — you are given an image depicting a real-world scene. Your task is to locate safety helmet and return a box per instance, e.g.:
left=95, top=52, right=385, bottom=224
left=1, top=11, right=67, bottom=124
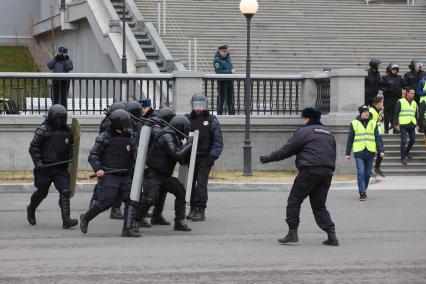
left=157, top=107, right=176, bottom=123
left=369, top=58, right=381, bottom=68
left=170, top=115, right=190, bottom=139
left=48, top=104, right=67, bottom=128
left=107, top=102, right=125, bottom=116
left=191, top=93, right=207, bottom=111
left=125, top=101, right=142, bottom=118
left=110, top=109, right=131, bottom=131
left=409, top=59, right=424, bottom=71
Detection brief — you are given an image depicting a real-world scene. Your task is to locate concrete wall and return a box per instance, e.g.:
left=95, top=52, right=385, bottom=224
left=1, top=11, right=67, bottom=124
left=0, top=0, right=40, bottom=38
left=37, top=20, right=116, bottom=72
left=0, top=115, right=355, bottom=175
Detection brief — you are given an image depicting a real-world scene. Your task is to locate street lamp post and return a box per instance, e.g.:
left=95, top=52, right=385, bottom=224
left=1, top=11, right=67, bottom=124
left=122, top=0, right=127, bottom=73
left=240, top=0, right=258, bottom=176
left=59, top=0, right=66, bottom=12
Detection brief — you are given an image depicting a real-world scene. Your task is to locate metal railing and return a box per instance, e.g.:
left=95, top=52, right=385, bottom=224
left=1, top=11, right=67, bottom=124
left=203, top=74, right=304, bottom=115
left=0, top=73, right=174, bottom=115
left=314, top=77, right=331, bottom=114
left=365, top=0, right=417, bottom=5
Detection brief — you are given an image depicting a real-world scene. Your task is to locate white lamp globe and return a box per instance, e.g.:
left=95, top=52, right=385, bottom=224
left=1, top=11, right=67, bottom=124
left=240, top=0, right=259, bottom=15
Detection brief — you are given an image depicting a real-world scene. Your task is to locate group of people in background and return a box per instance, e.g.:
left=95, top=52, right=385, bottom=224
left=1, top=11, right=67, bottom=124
left=345, top=58, right=425, bottom=201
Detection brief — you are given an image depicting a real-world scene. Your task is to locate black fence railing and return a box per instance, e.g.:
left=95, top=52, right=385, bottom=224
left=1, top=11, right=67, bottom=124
left=203, top=74, right=304, bottom=115
left=0, top=73, right=174, bottom=115
left=314, top=77, right=331, bottom=114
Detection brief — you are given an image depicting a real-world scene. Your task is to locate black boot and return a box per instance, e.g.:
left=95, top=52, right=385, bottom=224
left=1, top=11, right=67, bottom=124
left=27, top=205, right=36, bottom=225
left=151, top=214, right=170, bottom=225
left=186, top=207, right=195, bottom=220
left=110, top=207, right=124, bottom=220
left=192, top=207, right=206, bottom=222
left=278, top=229, right=299, bottom=244
left=121, top=205, right=141, bottom=238
left=59, top=195, right=78, bottom=229
left=323, top=226, right=339, bottom=246
left=174, top=219, right=192, bottom=232
left=80, top=206, right=103, bottom=234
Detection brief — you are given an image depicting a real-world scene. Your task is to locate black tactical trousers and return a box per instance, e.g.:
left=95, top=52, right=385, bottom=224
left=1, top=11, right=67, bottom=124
left=52, top=80, right=70, bottom=109
left=30, top=167, right=70, bottom=210
left=384, top=103, right=396, bottom=133
left=190, top=156, right=213, bottom=209
left=217, top=80, right=235, bottom=115
left=139, top=170, right=186, bottom=221
left=90, top=182, right=123, bottom=210
left=286, top=167, right=335, bottom=231
left=95, top=175, right=131, bottom=211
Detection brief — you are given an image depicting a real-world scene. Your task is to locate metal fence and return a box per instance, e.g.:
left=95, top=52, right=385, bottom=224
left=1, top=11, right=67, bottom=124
left=0, top=73, right=174, bottom=115
left=314, top=77, right=331, bottom=115
left=203, top=74, right=304, bottom=115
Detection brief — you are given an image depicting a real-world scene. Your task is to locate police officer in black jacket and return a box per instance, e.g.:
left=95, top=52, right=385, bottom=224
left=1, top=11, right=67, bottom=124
left=132, top=115, right=193, bottom=233
left=260, top=107, right=339, bottom=246
left=186, top=94, right=223, bottom=221
left=80, top=109, right=139, bottom=237
left=403, top=59, right=425, bottom=94
left=380, top=63, right=404, bottom=134
left=365, top=58, right=381, bottom=105
left=99, top=102, right=126, bottom=134
left=27, top=104, right=78, bottom=229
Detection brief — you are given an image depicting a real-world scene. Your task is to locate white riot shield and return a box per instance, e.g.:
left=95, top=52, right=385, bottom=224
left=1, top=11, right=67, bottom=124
left=130, top=125, right=152, bottom=202
left=178, top=130, right=199, bottom=203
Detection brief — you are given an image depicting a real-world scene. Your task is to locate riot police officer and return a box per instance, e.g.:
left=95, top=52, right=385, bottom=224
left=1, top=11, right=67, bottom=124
left=365, top=58, right=381, bottom=106
left=380, top=63, right=404, bottom=134
left=403, top=59, right=425, bottom=93
left=80, top=109, right=139, bottom=237
left=99, top=102, right=126, bottom=134
left=132, top=115, right=193, bottom=233
left=27, top=104, right=78, bottom=229
left=260, top=107, right=339, bottom=246
left=186, top=94, right=223, bottom=221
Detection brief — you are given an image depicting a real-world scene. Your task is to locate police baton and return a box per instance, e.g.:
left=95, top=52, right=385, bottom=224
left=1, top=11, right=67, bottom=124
left=129, top=114, right=189, bottom=139
left=89, top=169, right=128, bottom=179
left=35, top=159, right=73, bottom=170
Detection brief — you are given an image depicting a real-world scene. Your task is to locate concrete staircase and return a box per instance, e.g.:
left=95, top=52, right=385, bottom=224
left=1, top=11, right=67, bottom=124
left=110, top=0, right=167, bottom=72
left=134, top=0, right=426, bottom=74
left=380, top=134, right=426, bottom=176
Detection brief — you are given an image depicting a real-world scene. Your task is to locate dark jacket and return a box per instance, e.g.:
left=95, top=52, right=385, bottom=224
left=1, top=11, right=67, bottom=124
left=403, top=70, right=426, bottom=91
left=264, top=121, right=336, bottom=171
left=380, top=74, right=403, bottom=107
left=345, top=115, right=384, bottom=159
left=393, top=98, right=418, bottom=127
left=213, top=51, right=233, bottom=74
left=187, top=110, right=223, bottom=159
left=146, top=125, right=193, bottom=176
left=416, top=75, right=426, bottom=98
left=99, top=116, right=110, bottom=134
left=29, top=119, right=73, bottom=166
left=47, top=55, right=73, bottom=73
left=88, top=127, right=137, bottom=174
left=365, top=68, right=380, bottom=104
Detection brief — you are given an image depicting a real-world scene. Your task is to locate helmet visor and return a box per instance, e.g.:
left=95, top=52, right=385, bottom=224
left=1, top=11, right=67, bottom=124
left=192, top=101, right=207, bottom=110
left=54, top=117, right=67, bottom=128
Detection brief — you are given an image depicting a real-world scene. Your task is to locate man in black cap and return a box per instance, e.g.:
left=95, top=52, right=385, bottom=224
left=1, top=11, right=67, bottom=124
left=259, top=107, right=339, bottom=246
left=214, top=45, right=235, bottom=115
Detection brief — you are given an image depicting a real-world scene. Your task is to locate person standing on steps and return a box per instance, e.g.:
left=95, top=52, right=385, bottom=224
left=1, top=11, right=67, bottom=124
left=365, top=58, right=381, bottom=106
left=394, top=89, right=419, bottom=167
left=415, top=74, right=426, bottom=144
left=260, top=107, right=339, bottom=246
left=380, top=63, right=403, bottom=134
left=369, top=95, right=386, bottom=177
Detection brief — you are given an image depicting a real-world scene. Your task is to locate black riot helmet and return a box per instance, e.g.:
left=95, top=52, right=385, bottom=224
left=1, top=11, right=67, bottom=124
left=369, top=58, right=381, bottom=69
left=107, top=102, right=125, bottom=116
left=157, top=107, right=176, bottom=123
left=110, top=109, right=131, bottom=131
left=191, top=93, right=207, bottom=111
left=170, top=115, right=190, bottom=139
left=125, top=101, right=142, bottom=118
left=409, top=59, right=423, bottom=71
left=48, top=104, right=67, bottom=128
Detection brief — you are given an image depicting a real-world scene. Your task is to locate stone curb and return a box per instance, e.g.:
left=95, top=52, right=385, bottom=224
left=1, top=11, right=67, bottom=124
left=0, top=181, right=358, bottom=193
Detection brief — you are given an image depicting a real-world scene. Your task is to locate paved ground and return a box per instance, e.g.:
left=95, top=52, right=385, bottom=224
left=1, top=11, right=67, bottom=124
left=0, top=184, right=425, bottom=284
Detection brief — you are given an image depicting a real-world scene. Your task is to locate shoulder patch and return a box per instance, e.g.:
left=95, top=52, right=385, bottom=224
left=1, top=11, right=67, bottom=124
left=313, top=128, right=331, bottom=135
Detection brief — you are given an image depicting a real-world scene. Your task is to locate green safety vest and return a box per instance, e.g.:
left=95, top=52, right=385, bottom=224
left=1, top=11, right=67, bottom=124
left=398, top=98, right=417, bottom=125
left=352, top=119, right=377, bottom=153
left=421, top=82, right=426, bottom=104
left=369, top=107, right=383, bottom=135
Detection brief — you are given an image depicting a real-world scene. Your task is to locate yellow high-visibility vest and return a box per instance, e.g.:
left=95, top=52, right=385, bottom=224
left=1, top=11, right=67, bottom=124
left=398, top=98, right=417, bottom=125
left=369, top=107, right=383, bottom=135
left=352, top=119, right=377, bottom=153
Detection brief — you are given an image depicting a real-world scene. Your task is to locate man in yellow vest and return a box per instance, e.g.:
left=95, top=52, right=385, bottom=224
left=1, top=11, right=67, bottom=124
left=346, top=106, right=384, bottom=201
left=415, top=74, right=426, bottom=144
left=394, top=89, right=418, bottom=166
left=369, top=95, right=385, bottom=177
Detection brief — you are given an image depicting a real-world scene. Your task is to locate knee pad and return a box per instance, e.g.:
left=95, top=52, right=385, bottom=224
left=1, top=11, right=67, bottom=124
left=60, top=190, right=71, bottom=198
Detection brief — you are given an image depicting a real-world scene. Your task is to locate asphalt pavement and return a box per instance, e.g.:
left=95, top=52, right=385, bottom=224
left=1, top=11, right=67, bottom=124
left=0, top=185, right=425, bottom=283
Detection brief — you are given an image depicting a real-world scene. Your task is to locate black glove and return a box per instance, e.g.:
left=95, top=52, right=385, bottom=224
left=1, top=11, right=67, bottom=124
left=64, top=55, right=69, bottom=60
left=260, top=155, right=271, bottom=164
left=55, top=54, right=62, bottom=61
left=207, top=155, right=216, bottom=166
